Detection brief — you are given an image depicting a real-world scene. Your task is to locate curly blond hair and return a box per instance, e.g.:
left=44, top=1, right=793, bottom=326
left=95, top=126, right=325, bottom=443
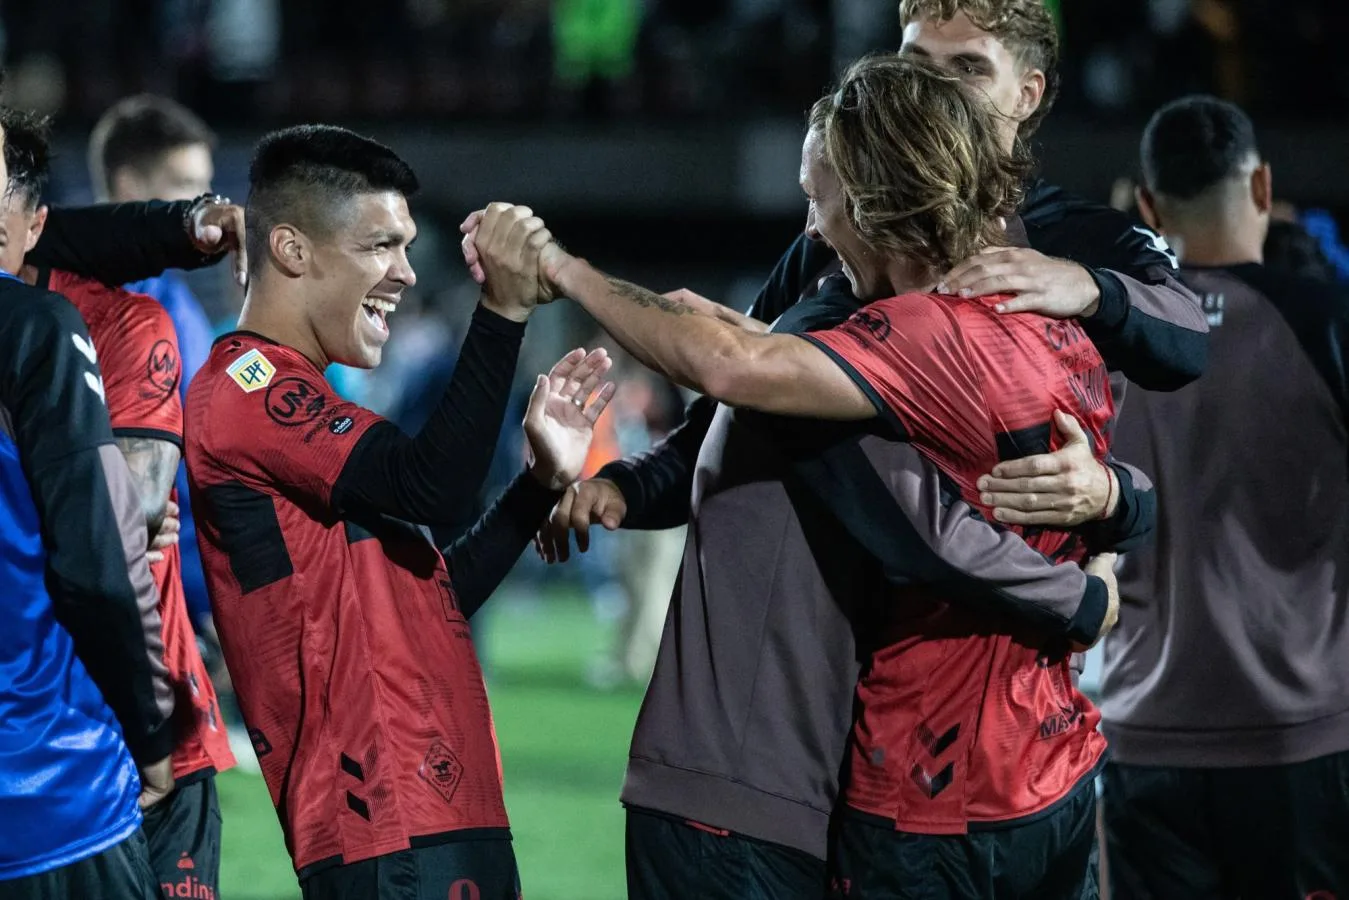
left=899, top=0, right=1060, bottom=138
left=809, top=54, right=1030, bottom=275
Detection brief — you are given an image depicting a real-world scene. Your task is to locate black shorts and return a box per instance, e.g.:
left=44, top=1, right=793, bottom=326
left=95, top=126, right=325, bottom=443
left=1103, top=751, right=1349, bottom=899
left=2, top=828, right=160, bottom=900
left=830, top=777, right=1099, bottom=900
left=625, top=806, right=828, bottom=900
left=141, top=774, right=222, bottom=900
left=299, top=838, right=521, bottom=900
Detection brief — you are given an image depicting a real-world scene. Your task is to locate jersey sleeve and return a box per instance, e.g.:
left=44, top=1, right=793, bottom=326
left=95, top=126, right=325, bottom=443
left=205, top=350, right=384, bottom=511
left=0, top=289, right=175, bottom=764
left=32, top=200, right=225, bottom=285
left=802, top=294, right=994, bottom=466
left=53, top=273, right=186, bottom=445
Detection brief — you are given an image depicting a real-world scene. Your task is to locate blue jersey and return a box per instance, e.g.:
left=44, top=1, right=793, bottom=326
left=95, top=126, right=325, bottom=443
left=0, top=277, right=174, bottom=879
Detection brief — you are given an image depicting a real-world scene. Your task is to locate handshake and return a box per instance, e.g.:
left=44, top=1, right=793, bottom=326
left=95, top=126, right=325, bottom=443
left=458, top=202, right=574, bottom=321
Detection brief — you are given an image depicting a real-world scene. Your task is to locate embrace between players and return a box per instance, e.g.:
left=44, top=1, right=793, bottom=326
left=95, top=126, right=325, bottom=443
left=3, top=2, right=1226, bottom=900
left=191, top=8, right=1200, bottom=899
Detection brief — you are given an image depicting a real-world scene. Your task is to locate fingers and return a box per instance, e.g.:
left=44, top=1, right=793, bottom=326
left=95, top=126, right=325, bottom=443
left=546, top=348, right=588, bottom=381
left=569, top=491, right=594, bottom=554
left=584, top=381, right=617, bottom=424
left=498, top=208, right=540, bottom=259
left=226, top=206, right=247, bottom=286
left=569, top=350, right=613, bottom=404
left=978, top=474, right=1066, bottom=498
left=146, top=550, right=164, bottom=565
left=522, top=374, right=549, bottom=435
left=989, top=507, right=1079, bottom=526
left=557, top=348, right=611, bottom=402
left=1054, top=410, right=1090, bottom=445
left=545, top=491, right=577, bottom=563
left=461, top=229, right=486, bottom=285
left=164, top=500, right=180, bottom=519
left=938, top=248, right=1019, bottom=292
left=459, top=210, right=485, bottom=234
left=476, top=202, right=516, bottom=248
left=986, top=452, right=1065, bottom=481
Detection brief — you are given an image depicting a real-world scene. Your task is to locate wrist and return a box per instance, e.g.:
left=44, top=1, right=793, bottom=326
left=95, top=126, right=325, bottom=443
left=527, top=463, right=571, bottom=492
left=479, top=291, right=533, bottom=323
left=1078, top=265, right=1102, bottom=317
left=1098, top=462, right=1119, bottom=520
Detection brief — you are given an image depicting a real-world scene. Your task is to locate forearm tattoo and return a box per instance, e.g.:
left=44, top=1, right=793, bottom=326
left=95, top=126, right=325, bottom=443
left=114, top=436, right=181, bottom=535
left=604, top=277, right=697, bottom=316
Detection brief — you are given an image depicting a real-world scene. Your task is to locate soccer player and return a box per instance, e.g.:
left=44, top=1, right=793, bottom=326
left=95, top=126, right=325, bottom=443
left=470, top=54, right=1136, bottom=898
left=1098, top=96, right=1349, bottom=898
left=89, top=94, right=223, bottom=670
left=185, top=126, right=614, bottom=900
left=0, top=117, right=172, bottom=900
left=1, top=107, right=237, bottom=900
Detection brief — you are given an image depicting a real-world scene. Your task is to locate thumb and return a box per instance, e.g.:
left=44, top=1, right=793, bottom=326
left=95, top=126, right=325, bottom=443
left=198, top=224, right=224, bottom=246
left=523, top=375, right=548, bottom=433
left=1055, top=409, right=1089, bottom=445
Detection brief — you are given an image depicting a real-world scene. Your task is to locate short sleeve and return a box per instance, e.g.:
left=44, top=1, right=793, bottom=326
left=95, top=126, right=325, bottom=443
left=101, top=290, right=185, bottom=445
left=802, top=294, right=995, bottom=468
left=202, top=346, right=385, bottom=511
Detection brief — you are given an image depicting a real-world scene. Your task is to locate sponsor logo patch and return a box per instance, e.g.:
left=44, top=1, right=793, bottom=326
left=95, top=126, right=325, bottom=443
left=143, top=339, right=181, bottom=399
left=419, top=741, right=464, bottom=806
left=265, top=377, right=326, bottom=427
left=227, top=348, right=276, bottom=393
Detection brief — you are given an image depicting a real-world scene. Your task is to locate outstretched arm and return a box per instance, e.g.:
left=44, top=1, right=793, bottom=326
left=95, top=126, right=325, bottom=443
left=549, top=255, right=875, bottom=419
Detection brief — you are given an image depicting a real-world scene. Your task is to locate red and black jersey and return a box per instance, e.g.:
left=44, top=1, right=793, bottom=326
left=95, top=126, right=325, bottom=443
left=184, top=333, right=509, bottom=873
left=47, top=269, right=235, bottom=784
left=805, top=291, right=1112, bottom=834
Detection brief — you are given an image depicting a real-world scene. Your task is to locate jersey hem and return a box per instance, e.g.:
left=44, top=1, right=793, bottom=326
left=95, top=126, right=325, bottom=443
left=1102, top=706, right=1349, bottom=767
left=294, top=826, right=513, bottom=879
left=622, top=754, right=830, bottom=861
left=112, top=427, right=184, bottom=449
left=0, top=809, right=140, bottom=881
left=841, top=744, right=1106, bottom=836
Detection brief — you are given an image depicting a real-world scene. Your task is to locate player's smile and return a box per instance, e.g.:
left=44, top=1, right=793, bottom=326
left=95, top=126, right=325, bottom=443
left=360, top=293, right=399, bottom=338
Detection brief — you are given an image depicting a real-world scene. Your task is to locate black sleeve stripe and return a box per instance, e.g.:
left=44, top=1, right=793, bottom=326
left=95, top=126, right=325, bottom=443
left=797, top=334, right=910, bottom=439
left=112, top=427, right=185, bottom=449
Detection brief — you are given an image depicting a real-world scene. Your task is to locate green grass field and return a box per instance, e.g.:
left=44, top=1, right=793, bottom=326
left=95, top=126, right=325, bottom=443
left=218, top=590, right=643, bottom=900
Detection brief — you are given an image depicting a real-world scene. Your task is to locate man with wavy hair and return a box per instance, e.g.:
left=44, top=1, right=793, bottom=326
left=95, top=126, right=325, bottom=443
left=470, top=54, right=1128, bottom=899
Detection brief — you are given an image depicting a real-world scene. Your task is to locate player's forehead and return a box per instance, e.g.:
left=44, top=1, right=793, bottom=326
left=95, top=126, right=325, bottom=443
left=799, top=128, right=831, bottom=188
left=901, top=12, right=1017, bottom=70
left=342, top=190, right=417, bottom=243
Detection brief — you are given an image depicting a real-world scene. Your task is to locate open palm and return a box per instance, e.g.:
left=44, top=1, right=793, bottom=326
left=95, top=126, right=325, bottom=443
left=524, top=348, right=616, bottom=490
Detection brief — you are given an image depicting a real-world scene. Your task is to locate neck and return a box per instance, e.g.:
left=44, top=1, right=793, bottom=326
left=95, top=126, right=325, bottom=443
left=882, top=257, right=937, bottom=297
left=1171, top=218, right=1265, bottom=268
left=237, top=284, right=331, bottom=370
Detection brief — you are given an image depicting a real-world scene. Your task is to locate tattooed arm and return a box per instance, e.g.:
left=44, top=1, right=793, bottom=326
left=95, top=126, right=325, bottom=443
left=547, top=255, right=876, bottom=419
left=114, top=437, right=181, bottom=537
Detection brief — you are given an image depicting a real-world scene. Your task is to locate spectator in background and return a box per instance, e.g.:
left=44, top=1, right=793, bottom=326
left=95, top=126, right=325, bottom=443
left=1264, top=218, right=1337, bottom=283
left=89, top=95, right=218, bottom=635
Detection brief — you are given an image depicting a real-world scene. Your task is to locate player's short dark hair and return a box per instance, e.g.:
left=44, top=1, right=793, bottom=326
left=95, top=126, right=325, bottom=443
left=1141, top=94, right=1259, bottom=201
left=1, top=107, right=53, bottom=211
left=245, top=125, right=420, bottom=279
left=1264, top=220, right=1336, bottom=283
left=88, top=95, right=217, bottom=198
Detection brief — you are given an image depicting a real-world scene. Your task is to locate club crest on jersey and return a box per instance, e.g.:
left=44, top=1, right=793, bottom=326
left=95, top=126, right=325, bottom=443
left=227, top=348, right=276, bottom=393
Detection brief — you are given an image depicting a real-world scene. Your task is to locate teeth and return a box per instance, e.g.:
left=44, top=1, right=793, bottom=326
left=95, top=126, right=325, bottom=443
left=362, top=298, right=396, bottom=314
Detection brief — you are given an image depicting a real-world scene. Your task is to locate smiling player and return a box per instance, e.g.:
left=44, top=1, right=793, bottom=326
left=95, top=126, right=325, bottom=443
left=184, top=126, right=615, bottom=900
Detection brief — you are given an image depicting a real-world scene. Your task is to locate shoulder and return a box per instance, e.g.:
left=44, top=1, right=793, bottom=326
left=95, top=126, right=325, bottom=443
left=0, top=282, right=90, bottom=349
left=1226, top=264, right=1349, bottom=320
left=830, top=292, right=963, bottom=355
left=1021, top=179, right=1178, bottom=268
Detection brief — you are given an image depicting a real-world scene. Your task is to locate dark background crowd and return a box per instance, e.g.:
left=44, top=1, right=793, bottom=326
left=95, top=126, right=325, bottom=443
left=2, top=0, right=1347, bottom=123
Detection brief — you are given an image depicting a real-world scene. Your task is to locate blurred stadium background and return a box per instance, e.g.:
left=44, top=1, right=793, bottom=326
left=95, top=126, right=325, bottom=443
left=3, top=1, right=1347, bottom=898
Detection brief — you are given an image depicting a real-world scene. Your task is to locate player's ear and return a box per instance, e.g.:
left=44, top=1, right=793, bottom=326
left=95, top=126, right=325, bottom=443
left=1135, top=186, right=1163, bottom=233
left=270, top=224, right=308, bottom=277
left=1251, top=162, right=1273, bottom=215
left=1015, top=66, right=1046, bottom=123
left=25, top=205, right=49, bottom=253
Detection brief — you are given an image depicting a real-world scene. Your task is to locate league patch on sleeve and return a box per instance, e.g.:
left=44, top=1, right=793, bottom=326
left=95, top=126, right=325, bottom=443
left=227, top=348, right=276, bottom=393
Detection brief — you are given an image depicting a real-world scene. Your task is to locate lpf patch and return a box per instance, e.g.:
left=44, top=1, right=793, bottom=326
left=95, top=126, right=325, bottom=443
left=419, top=741, right=464, bottom=806
left=227, top=348, right=276, bottom=393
